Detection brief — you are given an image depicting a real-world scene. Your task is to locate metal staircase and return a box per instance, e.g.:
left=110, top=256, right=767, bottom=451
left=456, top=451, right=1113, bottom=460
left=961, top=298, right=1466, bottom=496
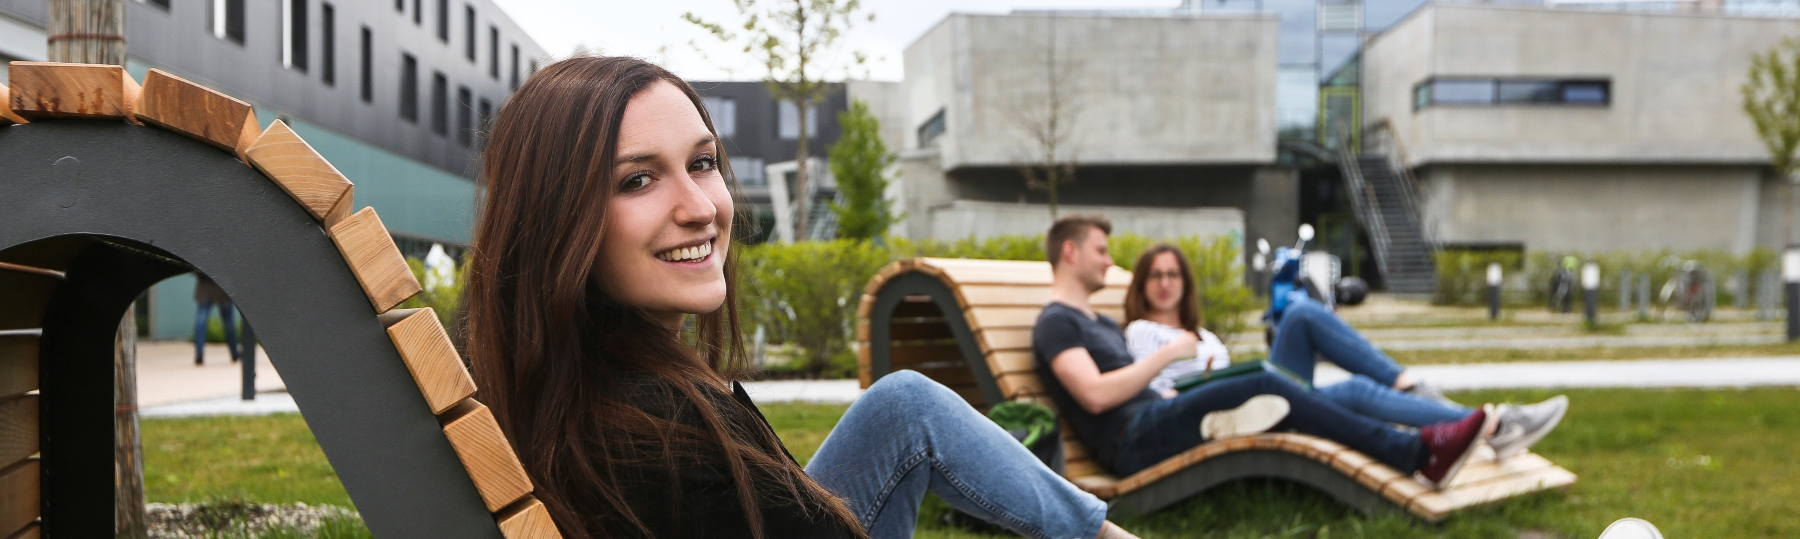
left=1338, top=153, right=1437, bottom=295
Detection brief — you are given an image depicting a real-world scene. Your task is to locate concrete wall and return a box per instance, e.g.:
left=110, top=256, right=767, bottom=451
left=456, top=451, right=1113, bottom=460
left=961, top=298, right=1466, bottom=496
left=1417, top=164, right=1763, bottom=253
left=923, top=200, right=1245, bottom=243
left=1364, top=4, right=1800, bottom=166
left=904, top=13, right=1279, bottom=170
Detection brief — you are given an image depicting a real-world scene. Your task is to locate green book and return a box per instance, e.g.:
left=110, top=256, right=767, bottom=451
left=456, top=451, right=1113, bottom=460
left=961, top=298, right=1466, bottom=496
left=1171, top=359, right=1313, bottom=392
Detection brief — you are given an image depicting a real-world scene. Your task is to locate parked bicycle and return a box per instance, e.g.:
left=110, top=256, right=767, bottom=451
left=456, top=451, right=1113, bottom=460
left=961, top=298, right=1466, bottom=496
left=1658, top=257, right=1714, bottom=323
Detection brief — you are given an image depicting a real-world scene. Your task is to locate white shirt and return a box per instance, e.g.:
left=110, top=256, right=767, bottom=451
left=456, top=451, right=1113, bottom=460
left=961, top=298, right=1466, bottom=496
left=1123, top=319, right=1231, bottom=395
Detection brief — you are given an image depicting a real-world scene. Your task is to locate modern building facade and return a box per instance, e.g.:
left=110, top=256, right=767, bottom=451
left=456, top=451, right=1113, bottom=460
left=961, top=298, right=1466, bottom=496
left=1361, top=3, right=1800, bottom=254
left=691, top=80, right=847, bottom=243
left=0, top=0, right=547, bottom=338
left=888, top=12, right=1295, bottom=250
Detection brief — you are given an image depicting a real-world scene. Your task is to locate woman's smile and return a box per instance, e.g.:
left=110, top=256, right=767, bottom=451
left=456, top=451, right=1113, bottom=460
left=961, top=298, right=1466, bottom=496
left=653, top=237, right=716, bottom=265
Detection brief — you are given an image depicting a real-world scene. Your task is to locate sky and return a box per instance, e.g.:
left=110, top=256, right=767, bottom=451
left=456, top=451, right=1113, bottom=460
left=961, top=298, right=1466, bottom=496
left=488, top=0, right=1182, bottom=82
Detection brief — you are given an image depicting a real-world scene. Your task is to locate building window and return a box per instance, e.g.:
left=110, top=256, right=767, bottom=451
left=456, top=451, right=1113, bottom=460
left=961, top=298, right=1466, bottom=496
left=436, top=0, right=449, bottom=42
left=212, top=0, right=245, bottom=44
left=282, top=0, right=308, bottom=72
left=321, top=4, right=335, bottom=85
left=488, top=26, right=499, bottom=79
left=734, top=156, right=766, bottom=187
left=777, top=100, right=817, bottom=140
left=509, top=44, right=520, bottom=90
left=457, top=86, right=472, bottom=146
left=400, top=53, right=418, bottom=122
left=464, top=5, right=476, bottom=61
left=701, top=96, right=737, bottom=137
left=395, top=0, right=403, bottom=12
left=478, top=97, right=492, bottom=148
left=431, top=72, right=448, bottom=136
left=359, top=27, right=372, bottom=102
left=918, top=109, right=945, bottom=148
left=144, top=0, right=171, bottom=10
left=1413, top=78, right=1611, bottom=109
left=413, top=0, right=421, bottom=25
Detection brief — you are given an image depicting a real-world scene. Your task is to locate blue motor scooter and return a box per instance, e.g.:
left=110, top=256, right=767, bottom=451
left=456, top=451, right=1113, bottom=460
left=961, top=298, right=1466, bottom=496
left=1260, top=224, right=1368, bottom=345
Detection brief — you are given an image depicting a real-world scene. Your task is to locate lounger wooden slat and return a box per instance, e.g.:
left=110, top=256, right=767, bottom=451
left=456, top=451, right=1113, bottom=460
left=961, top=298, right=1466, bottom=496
left=0, top=396, right=37, bottom=468
left=6, top=61, right=140, bottom=121
left=6, top=523, right=37, bottom=539
left=0, top=336, right=36, bottom=399
left=0, top=458, right=38, bottom=539
left=0, top=83, right=27, bottom=125
left=0, top=267, right=60, bottom=330
left=857, top=257, right=1576, bottom=522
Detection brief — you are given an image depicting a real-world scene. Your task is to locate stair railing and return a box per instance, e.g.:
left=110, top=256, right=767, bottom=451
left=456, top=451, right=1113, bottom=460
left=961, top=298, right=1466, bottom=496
left=1335, top=123, right=1394, bottom=281
left=1366, top=119, right=1439, bottom=253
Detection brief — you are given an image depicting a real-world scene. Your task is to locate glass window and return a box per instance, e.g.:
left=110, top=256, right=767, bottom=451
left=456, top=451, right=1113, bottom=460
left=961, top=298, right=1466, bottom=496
left=413, top=0, right=421, bottom=25
left=488, top=26, right=499, bottom=79
left=457, top=86, right=472, bottom=147
left=283, top=0, right=309, bottom=71
left=1413, top=83, right=1431, bottom=111
left=436, top=0, right=449, bottom=42
left=1562, top=81, right=1609, bottom=105
left=359, top=27, right=373, bottom=103
left=431, top=72, right=448, bottom=136
left=778, top=100, right=818, bottom=140
left=702, top=96, right=737, bottom=137
left=213, top=0, right=245, bottom=44
left=1430, top=80, right=1494, bottom=104
left=322, top=4, right=335, bottom=85
left=1498, top=80, right=1559, bottom=103
left=734, top=157, right=766, bottom=187
left=918, top=109, right=946, bottom=148
left=510, top=44, right=520, bottom=90
left=464, top=5, right=476, bottom=61
left=400, top=53, right=418, bottom=122
left=478, top=97, right=493, bottom=148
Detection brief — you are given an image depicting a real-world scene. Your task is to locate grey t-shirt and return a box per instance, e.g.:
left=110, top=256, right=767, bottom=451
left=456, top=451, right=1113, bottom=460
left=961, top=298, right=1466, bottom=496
left=1031, top=302, right=1158, bottom=470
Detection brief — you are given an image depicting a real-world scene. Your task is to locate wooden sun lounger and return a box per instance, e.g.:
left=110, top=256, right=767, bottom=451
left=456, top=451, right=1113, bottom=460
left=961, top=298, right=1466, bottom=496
left=0, top=62, right=559, bottom=539
left=855, top=257, right=1576, bottom=522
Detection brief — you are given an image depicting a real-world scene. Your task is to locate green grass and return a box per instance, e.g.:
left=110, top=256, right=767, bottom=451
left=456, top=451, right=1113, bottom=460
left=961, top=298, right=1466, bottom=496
left=144, top=388, right=1800, bottom=538
left=1386, top=341, right=1800, bottom=365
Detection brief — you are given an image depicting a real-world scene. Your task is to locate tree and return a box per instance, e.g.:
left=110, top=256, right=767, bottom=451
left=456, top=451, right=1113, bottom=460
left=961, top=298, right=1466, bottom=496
left=1002, top=14, right=1084, bottom=219
left=1743, top=38, right=1800, bottom=247
left=685, top=0, right=872, bottom=241
left=827, top=99, right=897, bottom=240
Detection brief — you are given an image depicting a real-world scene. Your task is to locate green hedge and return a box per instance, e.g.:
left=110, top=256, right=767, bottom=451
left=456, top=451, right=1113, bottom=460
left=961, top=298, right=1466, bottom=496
left=740, top=234, right=1256, bottom=378
left=1434, top=248, right=1779, bottom=307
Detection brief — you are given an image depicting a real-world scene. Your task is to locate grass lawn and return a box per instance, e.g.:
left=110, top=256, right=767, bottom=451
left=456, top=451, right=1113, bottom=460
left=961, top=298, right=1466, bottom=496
left=143, top=387, right=1799, bottom=538
left=1385, top=341, right=1800, bottom=365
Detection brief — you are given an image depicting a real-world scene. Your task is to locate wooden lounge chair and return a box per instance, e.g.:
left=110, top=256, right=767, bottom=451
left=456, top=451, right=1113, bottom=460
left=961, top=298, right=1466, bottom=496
left=0, top=63, right=558, bottom=539
left=855, top=257, right=1576, bottom=522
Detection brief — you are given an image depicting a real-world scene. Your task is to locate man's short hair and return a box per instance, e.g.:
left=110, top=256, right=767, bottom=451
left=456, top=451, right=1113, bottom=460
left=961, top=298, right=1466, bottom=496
left=1045, top=214, right=1112, bottom=269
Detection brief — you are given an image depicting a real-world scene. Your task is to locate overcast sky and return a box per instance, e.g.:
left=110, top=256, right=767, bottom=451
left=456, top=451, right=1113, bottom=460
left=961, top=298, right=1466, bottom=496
left=488, top=0, right=1181, bottom=82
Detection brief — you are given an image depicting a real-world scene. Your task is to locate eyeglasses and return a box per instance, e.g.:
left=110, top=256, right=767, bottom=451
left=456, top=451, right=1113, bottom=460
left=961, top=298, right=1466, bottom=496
left=1147, top=271, right=1182, bottom=282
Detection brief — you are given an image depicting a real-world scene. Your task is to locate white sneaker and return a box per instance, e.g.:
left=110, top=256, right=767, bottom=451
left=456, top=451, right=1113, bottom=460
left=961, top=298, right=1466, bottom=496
left=1202, top=394, right=1290, bottom=441
left=1596, top=518, right=1664, bottom=539
left=1488, top=395, right=1569, bottom=459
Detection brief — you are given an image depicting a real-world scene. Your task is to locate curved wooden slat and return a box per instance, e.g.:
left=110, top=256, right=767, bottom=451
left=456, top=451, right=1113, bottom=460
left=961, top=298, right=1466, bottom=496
left=136, top=69, right=260, bottom=157
left=6, top=62, right=139, bottom=121
left=0, top=84, right=27, bottom=125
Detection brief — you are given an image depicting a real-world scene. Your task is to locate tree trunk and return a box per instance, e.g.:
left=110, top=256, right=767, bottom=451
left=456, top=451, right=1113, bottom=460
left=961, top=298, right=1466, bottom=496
left=794, top=101, right=811, bottom=242
left=48, top=0, right=127, bottom=65
left=48, top=2, right=142, bottom=536
left=114, top=307, right=146, bottom=539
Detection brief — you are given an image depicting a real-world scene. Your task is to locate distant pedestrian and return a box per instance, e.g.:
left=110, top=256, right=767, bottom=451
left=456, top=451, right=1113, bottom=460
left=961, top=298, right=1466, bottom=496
left=193, top=274, right=239, bottom=365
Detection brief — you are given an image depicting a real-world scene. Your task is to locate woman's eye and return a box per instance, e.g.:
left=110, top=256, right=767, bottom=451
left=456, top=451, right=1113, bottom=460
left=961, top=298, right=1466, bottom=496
left=691, top=156, right=718, bottom=173
left=620, top=172, right=651, bottom=191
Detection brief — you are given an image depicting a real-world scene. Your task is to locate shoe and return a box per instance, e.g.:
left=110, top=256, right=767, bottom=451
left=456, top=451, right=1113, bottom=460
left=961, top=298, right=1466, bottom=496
left=195, top=356, right=204, bottom=366
left=1418, top=408, right=1490, bottom=490
left=1404, top=379, right=1462, bottom=407
left=1488, top=395, right=1568, bottom=460
left=1201, top=394, right=1289, bottom=441
left=1596, top=518, right=1664, bottom=539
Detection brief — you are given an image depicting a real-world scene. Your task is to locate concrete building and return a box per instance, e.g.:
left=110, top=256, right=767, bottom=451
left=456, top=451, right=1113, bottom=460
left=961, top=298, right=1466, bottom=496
left=0, top=0, right=547, bottom=338
left=1360, top=3, right=1800, bottom=254
left=891, top=12, right=1296, bottom=250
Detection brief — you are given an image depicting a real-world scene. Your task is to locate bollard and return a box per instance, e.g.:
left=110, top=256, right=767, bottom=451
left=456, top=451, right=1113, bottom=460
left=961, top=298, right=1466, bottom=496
left=1619, top=270, right=1632, bottom=312
left=241, top=321, right=257, bottom=401
left=1582, top=262, right=1600, bottom=327
left=1735, top=268, right=1750, bottom=310
left=1786, top=249, right=1800, bottom=341
left=1251, top=253, right=1267, bottom=298
left=1487, top=262, right=1503, bottom=321
left=1638, top=274, right=1651, bottom=320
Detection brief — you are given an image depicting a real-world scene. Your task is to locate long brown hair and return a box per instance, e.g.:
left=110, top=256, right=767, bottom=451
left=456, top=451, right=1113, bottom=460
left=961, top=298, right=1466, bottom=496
left=464, top=56, right=861, bottom=539
left=1123, top=244, right=1203, bottom=332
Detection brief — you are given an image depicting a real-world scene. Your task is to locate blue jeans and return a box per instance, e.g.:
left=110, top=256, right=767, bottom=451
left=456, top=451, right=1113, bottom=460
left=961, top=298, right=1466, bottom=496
left=806, top=371, right=1107, bottom=539
left=1113, top=371, right=1426, bottom=477
left=194, top=300, right=239, bottom=361
left=1271, top=299, right=1469, bottom=426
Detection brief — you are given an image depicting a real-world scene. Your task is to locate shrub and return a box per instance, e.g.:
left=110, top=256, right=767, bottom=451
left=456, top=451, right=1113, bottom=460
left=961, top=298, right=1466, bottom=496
left=399, top=256, right=467, bottom=342
left=1435, top=248, right=1780, bottom=308
left=1433, top=250, right=1522, bottom=306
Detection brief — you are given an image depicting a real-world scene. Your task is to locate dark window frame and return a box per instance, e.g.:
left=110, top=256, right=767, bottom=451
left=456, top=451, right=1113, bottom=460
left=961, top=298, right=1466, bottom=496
left=146, top=0, right=171, bottom=10
left=413, top=0, right=421, bottom=25
left=400, top=53, right=419, bottom=122
left=431, top=72, right=449, bottom=136
left=436, top=0, right=449, bottom=42
left=457, top=85, right=473, bottom=147
left=477, top=97, right=492, bottom=148
left=488, top=26, right=499, bottom=79
left=219, top=0, right=246, bottom=45
left=321, top=3, right=335, bottom=85
left=359, top=26, right=373, bottom=102
left=509, top=44, right=520, bottom=90
left=1413, top=77, right=1611, bottom=110
left=918, top=109, right=946, bottom=148
left=464, top=5, right=477, bottom=61
left=287, top=0, right=309, bottom=72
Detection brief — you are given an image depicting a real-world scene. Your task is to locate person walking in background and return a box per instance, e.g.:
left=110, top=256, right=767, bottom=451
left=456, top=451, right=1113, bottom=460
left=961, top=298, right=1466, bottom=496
left=193, top=274, right=239, bottom=366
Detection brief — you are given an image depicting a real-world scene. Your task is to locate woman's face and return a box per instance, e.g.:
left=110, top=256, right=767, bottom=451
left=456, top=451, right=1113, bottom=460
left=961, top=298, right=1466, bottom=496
left=1144, top=251, right=1186, bottom=315
left=592, top=80, right=734, bottom=326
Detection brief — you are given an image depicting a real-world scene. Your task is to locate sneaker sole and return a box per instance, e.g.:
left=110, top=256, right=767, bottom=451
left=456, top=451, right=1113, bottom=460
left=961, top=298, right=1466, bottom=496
left=1202, top=394, right=1290, bottom=441
left=1428, top=411, right=1498, bottom=491
left=1495, top=396, right=1568, bottom=460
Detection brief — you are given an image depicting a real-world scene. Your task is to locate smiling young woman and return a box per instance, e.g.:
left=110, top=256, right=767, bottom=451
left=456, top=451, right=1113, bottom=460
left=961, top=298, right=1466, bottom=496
left=463, top=56, right=1141, bottom=539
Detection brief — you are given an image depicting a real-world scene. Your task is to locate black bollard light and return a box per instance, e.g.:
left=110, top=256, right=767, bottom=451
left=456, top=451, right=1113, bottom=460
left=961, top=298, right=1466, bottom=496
left=1487, top=262, right=1502, bottom=321
left=1582, top=262, right=1600, bottom=327
left=241, top=320, right=257, bottom=401
left=1786, top=249, right=1800, bottom=341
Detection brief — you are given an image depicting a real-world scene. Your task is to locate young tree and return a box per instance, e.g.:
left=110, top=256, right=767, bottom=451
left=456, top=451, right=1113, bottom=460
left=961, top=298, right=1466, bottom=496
left=1001, top=15, right=1083, bottom=219
left=827, top=99, right=897, bottom=240
left=685, top=0, right=872, bottom=241
left=1743, top=38, right=1800, bottom=247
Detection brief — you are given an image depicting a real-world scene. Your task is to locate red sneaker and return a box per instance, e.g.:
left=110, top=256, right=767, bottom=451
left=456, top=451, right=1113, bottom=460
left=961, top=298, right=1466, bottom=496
left=1417, top=408, right=1490, bottom=490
